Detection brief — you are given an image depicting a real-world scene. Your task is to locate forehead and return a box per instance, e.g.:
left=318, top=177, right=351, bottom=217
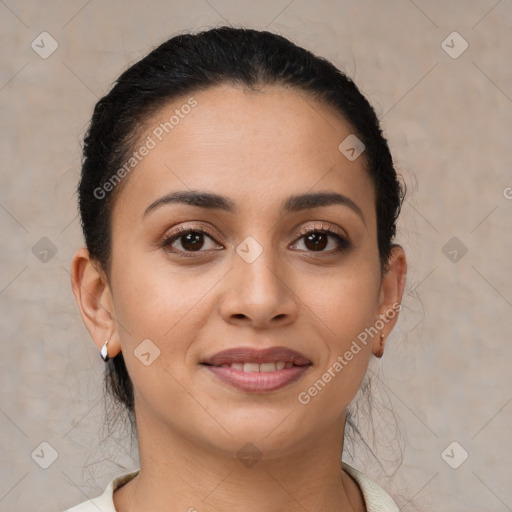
left=112, top=84, right=375, bottom=224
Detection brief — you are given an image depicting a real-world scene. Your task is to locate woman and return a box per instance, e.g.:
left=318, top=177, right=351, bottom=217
left=66, top=26, right=407, bottom=512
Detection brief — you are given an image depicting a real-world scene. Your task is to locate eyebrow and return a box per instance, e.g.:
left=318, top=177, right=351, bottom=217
left=143, top=190, right=366, bottom=225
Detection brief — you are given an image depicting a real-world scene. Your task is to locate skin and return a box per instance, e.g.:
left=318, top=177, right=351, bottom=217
left=71, top=84, right=407, bottom=512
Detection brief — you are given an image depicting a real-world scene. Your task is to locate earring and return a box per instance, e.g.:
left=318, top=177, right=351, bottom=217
left=100, top=335, right=111, bottom=362
left=375, top=332, right=385, bottom=358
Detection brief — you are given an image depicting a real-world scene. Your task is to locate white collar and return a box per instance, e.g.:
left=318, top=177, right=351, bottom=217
left=64, top=463, right=399, bottom=511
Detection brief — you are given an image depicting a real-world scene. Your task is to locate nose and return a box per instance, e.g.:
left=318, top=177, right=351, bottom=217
left=219, top=248, right=298, bottom=329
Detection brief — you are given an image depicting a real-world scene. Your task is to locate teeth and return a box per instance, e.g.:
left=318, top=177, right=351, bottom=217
left=219, top=361, right=293, bottom=372
left=259, top=362, right=276, bottom=372
left=243, top=362, right=260, bottom=372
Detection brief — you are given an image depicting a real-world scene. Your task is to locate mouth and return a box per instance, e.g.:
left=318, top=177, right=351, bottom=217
left=203, top=360, right=301, bottom=372
left=200, top=346, right=312, bottom=392
left=201, top=345, right=312, bottom=366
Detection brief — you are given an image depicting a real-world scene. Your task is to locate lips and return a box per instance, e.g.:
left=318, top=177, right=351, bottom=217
left=201, top=346, right=312, bottom=367
left=201, top=346, right=312, bottom=392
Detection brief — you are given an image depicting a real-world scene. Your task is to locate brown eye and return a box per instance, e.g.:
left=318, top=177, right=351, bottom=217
left=161, top=226, right=222, bottom=256
left=302, top=231, right=329, bottom=251
left=291, top=225, right=351, bottom=254
left=174, top=231, right=206, bottom=251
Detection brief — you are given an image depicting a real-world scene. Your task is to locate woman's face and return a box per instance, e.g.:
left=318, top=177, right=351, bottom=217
left=105, top=84, right=400, bottom=457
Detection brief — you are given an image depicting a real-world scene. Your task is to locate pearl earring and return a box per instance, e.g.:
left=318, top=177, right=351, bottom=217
left=100, top=336, right=111, bottom=362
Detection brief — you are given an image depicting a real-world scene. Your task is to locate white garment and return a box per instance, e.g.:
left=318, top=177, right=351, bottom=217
left=63, top=462, right=399, bottom=512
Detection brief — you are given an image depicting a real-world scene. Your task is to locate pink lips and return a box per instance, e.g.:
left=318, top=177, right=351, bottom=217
left=201, top=346, right=312, bottom=393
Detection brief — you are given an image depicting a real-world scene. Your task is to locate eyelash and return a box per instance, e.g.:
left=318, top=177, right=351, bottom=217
left=160, top=223, right=351, bottom=258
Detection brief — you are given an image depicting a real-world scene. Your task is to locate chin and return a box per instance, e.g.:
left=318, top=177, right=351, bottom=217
left=195, top=411, right=317, bottom=459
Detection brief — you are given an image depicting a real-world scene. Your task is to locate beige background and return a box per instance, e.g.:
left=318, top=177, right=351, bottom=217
left=1, top=1, right=511, bottom=510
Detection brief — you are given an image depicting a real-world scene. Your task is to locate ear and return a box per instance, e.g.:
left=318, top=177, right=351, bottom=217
left=70, top=247, right=121, bottom=358
left=372, top=244, right=407, bottom=357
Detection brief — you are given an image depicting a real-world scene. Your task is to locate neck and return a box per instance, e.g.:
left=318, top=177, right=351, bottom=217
left=113, top=404, right=365, bottom=512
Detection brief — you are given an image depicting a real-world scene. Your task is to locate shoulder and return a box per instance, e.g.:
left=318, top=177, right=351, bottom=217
left=342, top=462, right=400, bottom=512
left=62, top=469, right=140, bottom=512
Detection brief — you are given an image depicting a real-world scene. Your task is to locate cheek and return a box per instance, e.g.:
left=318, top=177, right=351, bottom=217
left=108, top=256, right=213, bottom=416
left=109, top=247, right=231, bottom=393
left=294, top=262, right=380, bottom=404
left=111, top=254, right=214, bottom=344
left=297, top=257, right=381, bottom=341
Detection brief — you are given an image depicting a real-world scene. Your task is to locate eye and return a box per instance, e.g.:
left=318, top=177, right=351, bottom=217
left=290, top=223, right=351, bottom=254
left=161, top=225, right=222, bottom=257
left=160, top=222, right=351, bottom=258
